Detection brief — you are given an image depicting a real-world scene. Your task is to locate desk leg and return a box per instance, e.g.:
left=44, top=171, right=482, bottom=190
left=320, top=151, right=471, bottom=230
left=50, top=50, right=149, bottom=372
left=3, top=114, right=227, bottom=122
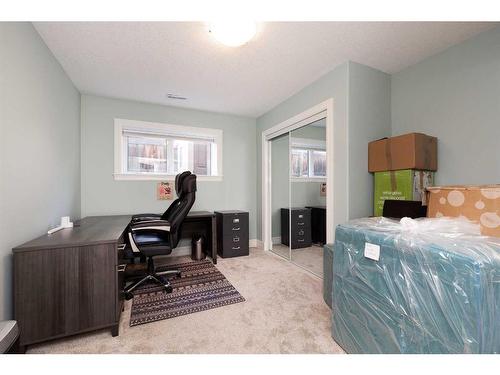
left=211, top=216, right=217, bottom=264
left=111, top=324, right=119, bottom=337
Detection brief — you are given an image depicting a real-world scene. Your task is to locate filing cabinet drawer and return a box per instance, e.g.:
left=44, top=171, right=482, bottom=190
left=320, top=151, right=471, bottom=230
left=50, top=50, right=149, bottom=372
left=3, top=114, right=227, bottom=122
left=116, top=229, right=129, bottom=265
left=281, top=208, right=312, bottom=249
left=222, top=214, right=248, bottom=232
left=215, top=211, right=249, bottom=258
left=116, top=263, right=126, bottom=319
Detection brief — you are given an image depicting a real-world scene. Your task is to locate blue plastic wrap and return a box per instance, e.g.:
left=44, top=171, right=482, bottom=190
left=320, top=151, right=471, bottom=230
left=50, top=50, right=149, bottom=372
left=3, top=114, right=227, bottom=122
left=323, top=244, right=333, bottom=308
left=331, top=217, right=500, bottom=354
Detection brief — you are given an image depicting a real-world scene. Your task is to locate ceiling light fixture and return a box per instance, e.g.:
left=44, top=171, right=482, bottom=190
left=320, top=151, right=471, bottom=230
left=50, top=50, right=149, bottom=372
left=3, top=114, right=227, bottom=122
left=208, top=21, right=257, bottom=47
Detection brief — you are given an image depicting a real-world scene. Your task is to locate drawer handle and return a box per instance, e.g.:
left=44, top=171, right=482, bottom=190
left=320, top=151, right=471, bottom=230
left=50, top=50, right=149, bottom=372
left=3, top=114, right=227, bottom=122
left=232, top=227, right=240, bottom=231
left=233, top=237, right=240, bottom=242
left=117, top=244, right=126, bottom=250
left=297, top=239, right=304, bottom=242
left=297, top=222, right=304, bottom=226
left=233, top=218, right=240, bottom=223
left=232, top=246, right=241, bottom=250
left=117, top=264, right=126, bottom=272
left=298, top=214, right=304, bottom=218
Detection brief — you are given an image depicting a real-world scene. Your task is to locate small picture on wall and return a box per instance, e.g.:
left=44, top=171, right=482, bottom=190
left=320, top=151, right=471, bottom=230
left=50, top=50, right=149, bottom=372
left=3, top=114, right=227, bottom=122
left=157, top=182, right=173, bottom=200
left=320, top=182, right=327, bottom=197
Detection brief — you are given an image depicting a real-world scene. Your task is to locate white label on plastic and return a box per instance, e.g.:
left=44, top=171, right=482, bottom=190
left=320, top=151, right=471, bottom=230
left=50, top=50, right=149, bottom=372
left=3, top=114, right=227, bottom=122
left=364, top=242, right=380, bottom=261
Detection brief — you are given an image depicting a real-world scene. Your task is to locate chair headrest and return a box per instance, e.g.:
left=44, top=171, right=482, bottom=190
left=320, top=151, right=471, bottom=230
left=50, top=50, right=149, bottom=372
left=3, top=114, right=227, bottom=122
left=182, top=174, right=197, bottom=193
left=175, top=171, right=192, bottom=196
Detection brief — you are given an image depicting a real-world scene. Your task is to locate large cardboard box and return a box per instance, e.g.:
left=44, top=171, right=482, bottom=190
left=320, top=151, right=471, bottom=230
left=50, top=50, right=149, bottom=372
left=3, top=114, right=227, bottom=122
left=374, top=170, right=433, bottom=216
left=368, top=133, right=437, bottom=172
left=427, top=185, right=500, bottom=237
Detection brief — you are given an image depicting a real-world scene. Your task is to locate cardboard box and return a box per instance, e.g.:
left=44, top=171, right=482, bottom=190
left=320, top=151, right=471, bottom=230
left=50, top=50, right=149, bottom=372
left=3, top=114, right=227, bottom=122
left=374, top=170, right=434, bottom=216
left=368, top=133, right=437, bottom=172
left=427, top=185, right=500, bottom=237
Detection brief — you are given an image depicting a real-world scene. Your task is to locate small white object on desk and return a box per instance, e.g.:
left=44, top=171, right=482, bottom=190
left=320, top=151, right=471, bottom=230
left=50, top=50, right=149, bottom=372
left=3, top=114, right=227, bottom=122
left=47, top=216, right=74, bottom=235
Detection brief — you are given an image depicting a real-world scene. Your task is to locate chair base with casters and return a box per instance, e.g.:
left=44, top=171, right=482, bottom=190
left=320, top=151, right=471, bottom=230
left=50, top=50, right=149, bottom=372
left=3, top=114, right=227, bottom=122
left=124, top=256, right=181, bottom=300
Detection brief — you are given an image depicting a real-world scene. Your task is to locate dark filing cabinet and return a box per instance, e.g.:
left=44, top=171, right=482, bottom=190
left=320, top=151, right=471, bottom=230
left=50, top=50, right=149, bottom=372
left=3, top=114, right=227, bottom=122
left=215, top=210, right=249, bottom=258
left=306, top=206, right=327, bottom=245
left=281, top=208, right=312, bottom=249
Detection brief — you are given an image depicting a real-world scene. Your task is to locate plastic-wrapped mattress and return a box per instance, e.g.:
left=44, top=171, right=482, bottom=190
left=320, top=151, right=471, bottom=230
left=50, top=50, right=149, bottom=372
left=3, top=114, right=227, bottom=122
left=331, top=217, right=500, bottom=354
left=323, top=244, right=333, bottom=308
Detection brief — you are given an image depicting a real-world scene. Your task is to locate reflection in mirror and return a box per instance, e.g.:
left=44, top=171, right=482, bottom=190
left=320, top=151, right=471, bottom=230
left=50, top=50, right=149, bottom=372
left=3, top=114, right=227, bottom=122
left=270, top=132, right=290, bottom=260
left=290, top=118, right=327, bottom=276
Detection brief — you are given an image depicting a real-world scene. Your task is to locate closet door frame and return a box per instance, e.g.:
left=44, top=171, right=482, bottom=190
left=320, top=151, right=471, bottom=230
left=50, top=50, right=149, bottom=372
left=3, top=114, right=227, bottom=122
left=262, top=98, right=334, bottom=252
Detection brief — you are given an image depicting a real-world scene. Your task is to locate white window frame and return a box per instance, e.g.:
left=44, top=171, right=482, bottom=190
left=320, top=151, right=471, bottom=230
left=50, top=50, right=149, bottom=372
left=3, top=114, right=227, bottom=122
left=114, top=118, right=223, bottom=181
left=290, top=137, right=327, bottom=182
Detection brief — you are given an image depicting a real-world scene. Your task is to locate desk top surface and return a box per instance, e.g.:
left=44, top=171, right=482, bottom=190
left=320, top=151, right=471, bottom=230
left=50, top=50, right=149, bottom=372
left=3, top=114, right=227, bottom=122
left=13, top=211, right=215, bottom=252
left=13, top=215, right=132, bottom=252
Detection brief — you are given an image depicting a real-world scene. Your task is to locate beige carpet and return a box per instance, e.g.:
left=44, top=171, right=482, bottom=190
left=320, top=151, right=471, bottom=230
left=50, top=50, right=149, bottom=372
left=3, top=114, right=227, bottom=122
left=27, top=247, right=344, bottom=354
left=272, top=244, right=324, bottom=277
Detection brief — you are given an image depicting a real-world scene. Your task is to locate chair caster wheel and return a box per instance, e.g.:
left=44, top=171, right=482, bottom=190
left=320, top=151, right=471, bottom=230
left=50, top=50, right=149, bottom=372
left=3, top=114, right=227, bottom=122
left=164, top=285, right=173, bottom=293
left=124, top=291, right=134, bottom=300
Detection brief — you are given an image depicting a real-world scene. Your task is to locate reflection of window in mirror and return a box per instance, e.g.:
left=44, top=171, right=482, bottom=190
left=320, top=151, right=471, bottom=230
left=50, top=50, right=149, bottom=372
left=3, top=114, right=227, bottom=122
left=291, top=149, right=309, bottom=177
left=311, top=150, right=326, bottom=177
left=290, top=137, right=326, bottom=179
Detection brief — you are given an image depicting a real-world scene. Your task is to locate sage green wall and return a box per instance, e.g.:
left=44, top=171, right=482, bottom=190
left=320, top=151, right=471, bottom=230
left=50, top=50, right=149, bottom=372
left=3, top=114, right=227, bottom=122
left=391, top=26, right=500, bottom=185
left=348, top=62, right=392, bottom=218
left=0, top=23, right=81, bottom=320
left=81, top=95, right=258, bottom=238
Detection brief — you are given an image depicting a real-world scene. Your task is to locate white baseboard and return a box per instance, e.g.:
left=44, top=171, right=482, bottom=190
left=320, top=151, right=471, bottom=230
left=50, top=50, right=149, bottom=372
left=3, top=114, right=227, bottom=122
left=249, top=239, right=261, bottom=248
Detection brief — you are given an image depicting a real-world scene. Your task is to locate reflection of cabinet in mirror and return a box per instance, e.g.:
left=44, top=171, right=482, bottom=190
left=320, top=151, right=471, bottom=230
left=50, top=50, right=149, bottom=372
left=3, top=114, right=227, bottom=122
left=306, top=206, right=326, bottom=245
left=280, top=208, right=312, bottom=249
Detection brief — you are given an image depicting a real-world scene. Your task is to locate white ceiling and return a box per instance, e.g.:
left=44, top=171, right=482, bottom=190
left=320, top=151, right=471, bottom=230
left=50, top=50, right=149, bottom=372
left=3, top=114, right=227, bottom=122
left=34, top=22, right=497, bottom=118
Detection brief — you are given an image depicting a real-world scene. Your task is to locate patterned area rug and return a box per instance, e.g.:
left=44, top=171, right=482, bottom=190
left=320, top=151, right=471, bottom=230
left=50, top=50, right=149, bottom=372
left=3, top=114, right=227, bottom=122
left=129, top=259, right=245, bottom=326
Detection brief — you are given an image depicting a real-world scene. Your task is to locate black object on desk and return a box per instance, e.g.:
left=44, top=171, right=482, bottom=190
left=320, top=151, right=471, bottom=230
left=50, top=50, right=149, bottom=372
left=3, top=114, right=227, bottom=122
left=281, top=208, right=312, bottom=249
left=306, top=206, right=326, bottom=245
left=215, top=211, right=249, bottom=258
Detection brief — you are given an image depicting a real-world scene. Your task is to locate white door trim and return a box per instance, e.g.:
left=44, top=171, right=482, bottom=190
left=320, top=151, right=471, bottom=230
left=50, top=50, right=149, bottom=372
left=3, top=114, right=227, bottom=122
left=261, top=98, right=334, bottom=251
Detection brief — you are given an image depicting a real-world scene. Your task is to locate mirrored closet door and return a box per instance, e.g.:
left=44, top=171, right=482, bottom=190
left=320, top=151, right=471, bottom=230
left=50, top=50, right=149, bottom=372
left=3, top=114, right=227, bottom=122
left=268, top=116, right=327, bottom=276
left=290, top=119, right=326, bottom=276
left=270, top=132, right=291, bottom=261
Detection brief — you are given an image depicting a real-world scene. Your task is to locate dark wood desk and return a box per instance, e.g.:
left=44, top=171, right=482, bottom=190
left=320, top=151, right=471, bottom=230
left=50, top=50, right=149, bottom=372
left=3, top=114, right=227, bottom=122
left=12, top=212, right=218, bottom=349
left=13, top=215, right=130, bottom=350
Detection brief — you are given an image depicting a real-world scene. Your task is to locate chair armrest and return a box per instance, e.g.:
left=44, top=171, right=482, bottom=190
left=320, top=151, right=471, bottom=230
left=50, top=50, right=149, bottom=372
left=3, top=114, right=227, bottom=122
left=130, top=220, right=171, bottom=232
left=131, top=213, right=162, bottom=222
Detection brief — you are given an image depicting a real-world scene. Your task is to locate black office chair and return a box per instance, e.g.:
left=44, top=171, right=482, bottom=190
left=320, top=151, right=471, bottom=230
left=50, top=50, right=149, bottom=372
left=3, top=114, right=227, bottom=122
left=124, top=171, right=197, bottom=300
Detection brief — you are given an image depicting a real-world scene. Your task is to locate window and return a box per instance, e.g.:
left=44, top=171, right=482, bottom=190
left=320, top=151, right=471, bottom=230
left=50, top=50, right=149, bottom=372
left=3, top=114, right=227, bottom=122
left=291, top=149, right=309, bottom=177
left=290, top=138, right=326, bottom=180
left=114, top=119, right=222, bottom=181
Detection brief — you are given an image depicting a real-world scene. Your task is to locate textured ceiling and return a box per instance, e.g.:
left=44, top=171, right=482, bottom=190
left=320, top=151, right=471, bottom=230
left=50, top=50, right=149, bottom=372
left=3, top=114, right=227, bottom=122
left=34, top=22, right=497, bottom=117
